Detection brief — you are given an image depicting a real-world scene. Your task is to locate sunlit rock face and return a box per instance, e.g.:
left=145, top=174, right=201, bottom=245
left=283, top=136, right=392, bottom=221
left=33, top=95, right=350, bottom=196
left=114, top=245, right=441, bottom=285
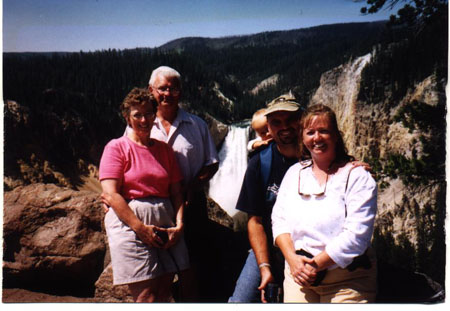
left=311, top=53, right=372, bottom=155
left=3, top=183, right=106, bottom=296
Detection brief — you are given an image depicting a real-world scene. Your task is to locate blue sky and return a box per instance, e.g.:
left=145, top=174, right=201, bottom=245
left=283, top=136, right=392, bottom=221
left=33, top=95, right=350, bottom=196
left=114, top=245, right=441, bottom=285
left=2, top=0, right=396, bottom=52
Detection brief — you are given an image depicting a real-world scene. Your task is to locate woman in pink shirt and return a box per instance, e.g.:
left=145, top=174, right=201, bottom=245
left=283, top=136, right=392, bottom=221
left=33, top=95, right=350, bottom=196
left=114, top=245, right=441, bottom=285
left=99, top=88, right=189, bottom=302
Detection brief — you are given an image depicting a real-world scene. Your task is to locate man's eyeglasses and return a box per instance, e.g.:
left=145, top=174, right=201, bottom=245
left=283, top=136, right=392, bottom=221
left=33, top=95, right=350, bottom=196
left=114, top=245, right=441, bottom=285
left=131, top=112, right=155, bottom=121
left=298, top=165, right=328, bottom=198
left=155, top=86, right=180, bottom=96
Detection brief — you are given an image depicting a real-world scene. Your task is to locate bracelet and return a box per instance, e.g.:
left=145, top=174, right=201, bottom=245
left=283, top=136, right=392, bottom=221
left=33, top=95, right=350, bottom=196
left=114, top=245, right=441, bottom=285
left=258, top=263, right=271, bottom=269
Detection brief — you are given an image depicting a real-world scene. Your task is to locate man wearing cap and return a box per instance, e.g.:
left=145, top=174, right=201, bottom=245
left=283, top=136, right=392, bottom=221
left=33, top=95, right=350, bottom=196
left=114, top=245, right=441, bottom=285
left=229, top=94, right=303, bottom=303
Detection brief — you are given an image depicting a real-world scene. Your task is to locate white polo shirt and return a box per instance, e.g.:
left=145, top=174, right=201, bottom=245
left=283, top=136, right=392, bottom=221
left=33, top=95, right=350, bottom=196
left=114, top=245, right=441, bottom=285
left=150, top=108, right=219, bottom=185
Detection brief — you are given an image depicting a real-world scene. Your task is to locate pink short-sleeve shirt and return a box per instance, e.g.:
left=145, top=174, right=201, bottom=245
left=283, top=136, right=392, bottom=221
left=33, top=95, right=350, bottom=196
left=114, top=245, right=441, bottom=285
left=99, top=136, right=183, bottom=199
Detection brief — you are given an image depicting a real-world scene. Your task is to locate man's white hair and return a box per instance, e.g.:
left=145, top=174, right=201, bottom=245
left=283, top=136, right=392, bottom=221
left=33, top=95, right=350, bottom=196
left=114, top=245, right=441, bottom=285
left=149, top=66, right=181, bottom=86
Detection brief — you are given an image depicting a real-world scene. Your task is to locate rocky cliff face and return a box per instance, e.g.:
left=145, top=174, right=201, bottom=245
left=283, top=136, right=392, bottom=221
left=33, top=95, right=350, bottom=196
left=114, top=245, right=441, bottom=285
left=311, top=53, right=372, bottom=154
left=3, top=98, right=103, bottom=191
left=3, top=183, right=107, bottom=296
left=310, top=53, right=446, bottom=286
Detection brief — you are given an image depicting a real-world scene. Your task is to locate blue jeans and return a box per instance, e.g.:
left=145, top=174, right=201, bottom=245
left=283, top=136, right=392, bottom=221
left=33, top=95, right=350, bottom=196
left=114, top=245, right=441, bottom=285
left=228, top=249, right=261, bottom=302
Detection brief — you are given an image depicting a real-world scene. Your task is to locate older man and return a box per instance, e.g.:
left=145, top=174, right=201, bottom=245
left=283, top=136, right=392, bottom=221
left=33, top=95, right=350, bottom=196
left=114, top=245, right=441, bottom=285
left=147, top=66, right=219, bottom=300
left=148, top=66, right=218, bottom=207
left=228, top=95, right=303, bottom=303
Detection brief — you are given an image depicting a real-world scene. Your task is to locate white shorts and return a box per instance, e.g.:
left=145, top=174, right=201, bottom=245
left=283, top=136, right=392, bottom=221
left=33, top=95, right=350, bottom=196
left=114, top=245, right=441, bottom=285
left=105, top=197, right=190, bottom=285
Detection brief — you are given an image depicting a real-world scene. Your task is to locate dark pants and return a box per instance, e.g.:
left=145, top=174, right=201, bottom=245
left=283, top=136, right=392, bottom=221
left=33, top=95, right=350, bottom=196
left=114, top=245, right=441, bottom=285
left=183, top=190, right=209, bottom=262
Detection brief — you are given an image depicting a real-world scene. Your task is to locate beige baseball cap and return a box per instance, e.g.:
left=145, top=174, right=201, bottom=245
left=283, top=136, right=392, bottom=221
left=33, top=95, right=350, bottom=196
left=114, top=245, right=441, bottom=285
left=264, top=94, right=302, bottom=116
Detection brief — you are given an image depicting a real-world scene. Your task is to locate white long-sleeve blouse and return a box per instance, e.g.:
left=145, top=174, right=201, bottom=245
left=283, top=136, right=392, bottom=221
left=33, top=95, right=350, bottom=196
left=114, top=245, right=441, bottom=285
left=271, top=161, right=377, bottom=269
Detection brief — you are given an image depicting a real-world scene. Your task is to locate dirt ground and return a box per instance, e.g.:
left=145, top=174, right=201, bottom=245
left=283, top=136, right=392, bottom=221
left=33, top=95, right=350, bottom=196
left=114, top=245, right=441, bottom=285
left=2, top=288, right=97, bottom=303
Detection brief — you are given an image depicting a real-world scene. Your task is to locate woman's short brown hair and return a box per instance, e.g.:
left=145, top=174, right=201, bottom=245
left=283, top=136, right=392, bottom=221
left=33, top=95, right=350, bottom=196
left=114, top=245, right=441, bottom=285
left=120, top=87, right=157, bottom=121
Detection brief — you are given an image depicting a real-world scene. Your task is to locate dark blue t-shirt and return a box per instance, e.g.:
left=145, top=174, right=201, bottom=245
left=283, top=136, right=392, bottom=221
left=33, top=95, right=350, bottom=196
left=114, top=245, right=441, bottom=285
left=236, top=143, right=298, bottom=282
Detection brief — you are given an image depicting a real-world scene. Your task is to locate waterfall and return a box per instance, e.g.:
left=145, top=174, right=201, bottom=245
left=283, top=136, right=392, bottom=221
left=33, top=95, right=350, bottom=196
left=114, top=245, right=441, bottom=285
left=208, top=123, right=250, bottom=218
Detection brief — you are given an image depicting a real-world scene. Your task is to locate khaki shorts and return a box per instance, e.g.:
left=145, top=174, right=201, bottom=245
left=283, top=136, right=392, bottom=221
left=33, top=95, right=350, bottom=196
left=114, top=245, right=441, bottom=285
left=284, top=249, right=377, bottom=303
left=105, top=197, right=189, bottom=285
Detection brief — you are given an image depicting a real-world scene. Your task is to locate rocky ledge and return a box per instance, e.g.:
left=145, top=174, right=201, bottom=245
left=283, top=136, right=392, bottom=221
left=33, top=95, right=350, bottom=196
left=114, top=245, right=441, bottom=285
left=3, top=183, right=107, bottom=297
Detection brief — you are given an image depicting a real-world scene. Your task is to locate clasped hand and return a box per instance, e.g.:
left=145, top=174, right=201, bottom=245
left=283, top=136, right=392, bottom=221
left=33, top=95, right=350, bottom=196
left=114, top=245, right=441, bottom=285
left=127, top=221, right=183, bottom=250
left=288, top=254, right=318, bottom=287
left=100, top=192, right=182, bottom=249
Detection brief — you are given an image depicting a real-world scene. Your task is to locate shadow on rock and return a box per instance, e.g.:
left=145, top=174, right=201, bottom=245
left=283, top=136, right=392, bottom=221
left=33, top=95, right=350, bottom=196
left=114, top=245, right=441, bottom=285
left=376, top=261, right=445, bottom=303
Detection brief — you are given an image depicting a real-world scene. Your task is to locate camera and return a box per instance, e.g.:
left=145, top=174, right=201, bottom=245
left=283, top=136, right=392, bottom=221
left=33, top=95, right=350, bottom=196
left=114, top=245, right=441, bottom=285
left=155, top=229, right=169, bottom=245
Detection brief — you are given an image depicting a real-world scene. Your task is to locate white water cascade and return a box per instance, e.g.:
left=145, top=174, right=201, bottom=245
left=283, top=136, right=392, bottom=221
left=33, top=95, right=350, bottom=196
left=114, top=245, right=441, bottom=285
left=208, top=124, right=250, bottom=218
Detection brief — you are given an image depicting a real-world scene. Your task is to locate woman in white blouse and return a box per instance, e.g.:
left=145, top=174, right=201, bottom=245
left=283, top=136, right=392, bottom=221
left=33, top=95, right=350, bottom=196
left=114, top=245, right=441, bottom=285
left=272, top=104, right=377, bottom=303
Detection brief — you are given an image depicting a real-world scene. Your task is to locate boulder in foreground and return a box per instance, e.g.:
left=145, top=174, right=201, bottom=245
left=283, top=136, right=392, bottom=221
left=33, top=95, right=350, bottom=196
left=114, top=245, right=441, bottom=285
left=3, top=183, right=106, bottom=297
